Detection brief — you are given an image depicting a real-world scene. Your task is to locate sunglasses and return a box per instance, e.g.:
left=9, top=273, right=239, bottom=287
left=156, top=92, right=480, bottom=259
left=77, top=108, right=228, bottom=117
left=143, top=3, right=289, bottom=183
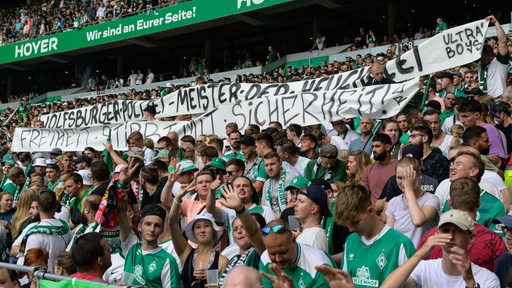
left=226, top=170, right=239, bottom=176
left=261, top=224, right=290, bottom=235
left=500, top=225, right=512, bottom=234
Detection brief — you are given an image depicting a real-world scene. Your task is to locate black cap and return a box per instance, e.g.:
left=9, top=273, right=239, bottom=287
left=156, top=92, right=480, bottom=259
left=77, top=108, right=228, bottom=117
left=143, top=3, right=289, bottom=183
left=464, top=87, right=484, bottom=96
left=437, top=71, right=454, bottom=81
left=73, top=155, right=92, bottom=166
left=143, top=105, right=157, bottom=115
left=237, top=135, right=255, bottom=146
left=401, top=143, right=423, bottom=160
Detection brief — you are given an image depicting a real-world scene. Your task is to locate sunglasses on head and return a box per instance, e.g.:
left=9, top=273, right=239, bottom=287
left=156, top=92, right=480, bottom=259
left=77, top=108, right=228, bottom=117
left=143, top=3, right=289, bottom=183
left=261, top=224, right=290, bottom=235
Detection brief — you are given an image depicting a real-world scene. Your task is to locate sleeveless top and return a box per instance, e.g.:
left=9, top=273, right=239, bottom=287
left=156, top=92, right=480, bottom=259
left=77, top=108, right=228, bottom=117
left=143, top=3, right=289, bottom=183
left=181, top=249, right=220, bottom=288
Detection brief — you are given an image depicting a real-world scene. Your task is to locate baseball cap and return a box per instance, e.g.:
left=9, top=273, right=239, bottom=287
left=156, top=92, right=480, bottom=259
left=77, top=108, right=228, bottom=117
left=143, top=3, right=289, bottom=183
left=285, top=175, right=310, bottom=191
left=437, top=71, right=454, bottom=81
left=153, top=149, right=169, bottom=160
left=401, top=143, right=423, bottom=160
left=299, top=185, right=332, bottom=217
left=493, top=215, right=512, bottom=227
left=46, top=163, right=60, bottom=172
left=438, top=209, right=474, bottom=232
left=464, top=87, right=484, bottom=96
left=176, top=160, right=198, bottom=173
left=33, top=158, right=47, bottom=167
left=125, top=147, right=144, bottom=160
left=76, top=170, right=92, bottom=186
left=206, top=157, right=226, bottom=171
left=73, top=155, right=92, bottom=166
left=143, top=105, right=157, bottom=115
left=50, top=148, right=63, bottom=155
left=320, top=144, right=338, bottom=159
left=237, top=135, right=255, bottom=146
left=310, top=178, right=332, bottom=191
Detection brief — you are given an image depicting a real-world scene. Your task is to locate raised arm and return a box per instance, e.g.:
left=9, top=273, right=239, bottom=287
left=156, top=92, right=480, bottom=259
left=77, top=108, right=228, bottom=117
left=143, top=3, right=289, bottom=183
left=205, top=175, right=223, bottom=222
left=169, top=183, right=195, bottom=265
left=486, top=15, right=508, bottom=56
left=160, top=169, right=182, bottom=207
left=117, top=199, right=131, bottom=244
left=105, top=140, right=127, bottom=166
left=381, top=233, right=452, bottom=288
left=217, top=185, right=266, bottom=255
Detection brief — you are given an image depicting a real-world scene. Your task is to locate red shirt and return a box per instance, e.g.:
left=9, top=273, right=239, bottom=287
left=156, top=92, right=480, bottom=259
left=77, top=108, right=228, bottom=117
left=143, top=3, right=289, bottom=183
left=72, top=272, right=106, bottom=283
left=417, top=223, right=507, bottom=271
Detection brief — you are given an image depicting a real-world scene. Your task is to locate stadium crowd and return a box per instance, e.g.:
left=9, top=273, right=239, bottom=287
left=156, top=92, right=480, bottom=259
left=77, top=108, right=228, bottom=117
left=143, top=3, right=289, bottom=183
left=0, top=14, right=510, bottom=288
left=0, top=0, right=193, bottom=45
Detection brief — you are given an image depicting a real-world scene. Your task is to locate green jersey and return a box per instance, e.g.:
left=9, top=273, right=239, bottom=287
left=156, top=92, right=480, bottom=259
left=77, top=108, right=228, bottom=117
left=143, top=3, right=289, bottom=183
left=342, top=226, right=416, bottom=288
left=124, top=242, right=180, bottom=288
left=260, top=243, right=335, bottom=288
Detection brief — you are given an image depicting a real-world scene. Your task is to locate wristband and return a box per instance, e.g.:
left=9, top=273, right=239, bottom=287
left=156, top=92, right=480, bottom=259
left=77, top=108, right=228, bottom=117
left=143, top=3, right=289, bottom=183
left=465, top=283, right=480, bottom=288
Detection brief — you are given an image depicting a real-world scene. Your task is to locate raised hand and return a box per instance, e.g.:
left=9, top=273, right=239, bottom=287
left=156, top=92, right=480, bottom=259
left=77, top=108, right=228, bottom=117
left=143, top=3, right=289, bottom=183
left=119, top=158, right=141, bottom=184
left=261, top=264, right=294, bottom=288
left=315, top=265, right=355, bottom=288
left=217, top=184, right=242, bottom=211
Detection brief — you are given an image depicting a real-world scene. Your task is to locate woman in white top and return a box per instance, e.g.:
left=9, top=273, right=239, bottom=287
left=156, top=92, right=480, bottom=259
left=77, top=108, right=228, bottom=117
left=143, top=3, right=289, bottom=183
left=386, top=157, right=440, bottom=247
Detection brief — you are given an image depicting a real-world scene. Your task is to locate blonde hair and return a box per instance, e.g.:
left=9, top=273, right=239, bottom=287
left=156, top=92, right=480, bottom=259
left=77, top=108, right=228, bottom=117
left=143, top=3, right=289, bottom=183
left=346, top=150, right=371, bottom=186
left=11, top=189, right=39, bottom=237
left=450, top=124, right=464, bottom=137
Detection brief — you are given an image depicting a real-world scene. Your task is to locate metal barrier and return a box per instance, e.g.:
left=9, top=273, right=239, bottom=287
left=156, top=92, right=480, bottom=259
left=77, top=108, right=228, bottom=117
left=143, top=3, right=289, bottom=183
left=0, top=262, right=125, bottom=287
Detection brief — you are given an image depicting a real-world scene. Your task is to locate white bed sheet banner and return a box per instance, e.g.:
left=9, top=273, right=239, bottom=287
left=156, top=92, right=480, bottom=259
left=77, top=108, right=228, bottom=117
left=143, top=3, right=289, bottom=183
left=14, top=78, right=419, bottom=152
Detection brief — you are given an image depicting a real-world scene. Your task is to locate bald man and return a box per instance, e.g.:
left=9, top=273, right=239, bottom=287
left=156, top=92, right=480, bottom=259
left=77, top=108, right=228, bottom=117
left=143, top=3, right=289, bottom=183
left=365, top=62, right=396, bottom=86
left=348, top=116, right=374, bottom=155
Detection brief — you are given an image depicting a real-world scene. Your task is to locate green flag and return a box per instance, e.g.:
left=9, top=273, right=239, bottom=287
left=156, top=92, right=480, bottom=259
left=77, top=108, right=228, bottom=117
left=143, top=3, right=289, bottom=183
left=102, top=129, right=113, bottom=173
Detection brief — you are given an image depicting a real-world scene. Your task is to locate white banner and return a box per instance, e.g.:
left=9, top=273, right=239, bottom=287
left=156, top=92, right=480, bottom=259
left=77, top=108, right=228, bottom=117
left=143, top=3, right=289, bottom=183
left=40, top=19, right=488, bottom=129
left=14, top=78, right=419, bottom=152
left=12, top=121, right=188, bottom=152
left=40, top=69, right=367, bottom=129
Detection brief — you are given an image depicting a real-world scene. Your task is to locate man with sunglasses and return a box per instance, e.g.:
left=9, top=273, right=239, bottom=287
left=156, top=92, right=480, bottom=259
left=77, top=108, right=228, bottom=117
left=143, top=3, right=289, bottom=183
left=259, top=219, right=335, bottom=288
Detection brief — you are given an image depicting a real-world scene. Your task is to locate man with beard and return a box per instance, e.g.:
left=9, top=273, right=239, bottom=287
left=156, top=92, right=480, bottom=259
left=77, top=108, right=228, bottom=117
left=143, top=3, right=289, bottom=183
left=65, top=173, right=90, bottom=229
left=362, top=134, right=398, bottom=206
left=348, top=116, right=374, bottom=155
left=261, top=152, right=294, bottom=216
left=67, top=194, right=101, bottom=251
left=223, top=130, right=245, bottom=161
left=424, top=110, right=454, bottom=157
left=408, top=120, right=450, bottom=183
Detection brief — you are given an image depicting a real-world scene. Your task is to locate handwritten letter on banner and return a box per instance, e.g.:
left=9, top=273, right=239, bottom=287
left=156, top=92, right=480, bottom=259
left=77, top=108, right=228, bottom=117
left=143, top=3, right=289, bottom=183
left=13, top=79, right=418, bottom=152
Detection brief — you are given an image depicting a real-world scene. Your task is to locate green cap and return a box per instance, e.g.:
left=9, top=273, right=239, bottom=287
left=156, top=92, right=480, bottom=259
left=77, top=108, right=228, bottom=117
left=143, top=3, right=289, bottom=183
left=176, top=160, right=198, bottom=173
left=153, top=149, right=169, bottom=160
left=207, top=157, right=226, bottom=171
left=2, top=154, right=14, bottom=163
left=285, top=175, right=310, bottom=191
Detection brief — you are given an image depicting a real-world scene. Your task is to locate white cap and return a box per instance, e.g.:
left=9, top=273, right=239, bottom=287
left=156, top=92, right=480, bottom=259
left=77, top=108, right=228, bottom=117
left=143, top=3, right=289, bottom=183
left=33, top=158, right=47, bottom=167
left=76, top=170, right=92, bottom=186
